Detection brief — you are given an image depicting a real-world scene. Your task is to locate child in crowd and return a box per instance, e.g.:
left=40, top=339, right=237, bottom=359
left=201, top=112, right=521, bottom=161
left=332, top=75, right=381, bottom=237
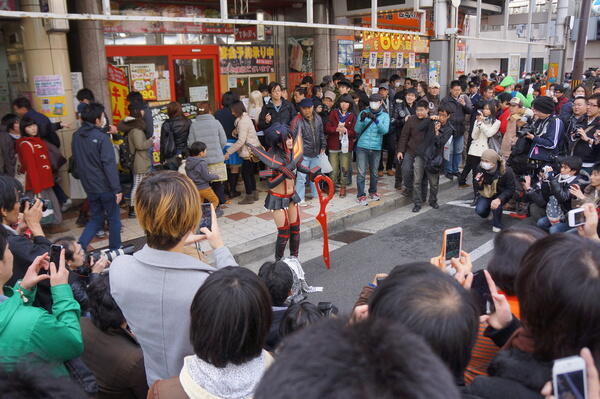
left=185, top=141, right=223, bottom=216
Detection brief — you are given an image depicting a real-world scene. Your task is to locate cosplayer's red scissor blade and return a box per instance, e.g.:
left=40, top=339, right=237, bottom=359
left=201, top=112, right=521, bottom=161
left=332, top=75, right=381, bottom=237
left=314, top=175, right=335, bottom=269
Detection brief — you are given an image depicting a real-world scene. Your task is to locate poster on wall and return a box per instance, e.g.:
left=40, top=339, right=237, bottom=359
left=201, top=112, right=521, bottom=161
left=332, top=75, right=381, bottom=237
left=369, top=52, right=378, bottom=69
left=130, top=64, right=157, bottom=101
left=408, top=53, right=416, bottom=69
left=508, top=54, right=521, bottom=80
left=337, top=40, right=354, bottom=75
left=455, top=41, right=466, bottom=78
left=382, top=52, right=392, bottom=68
left=189, top=86, right=209, bottom=102
left=34, top=75, right=66, bottom=117
left=395, top=52, right=404, bottom=68
left=289, top=37, right=314, bottom=73
left=107, top=64, right=130, bottom=124
left=219, top=45, right=275, bottom=74
left=429, top=60, right=441, bottom=86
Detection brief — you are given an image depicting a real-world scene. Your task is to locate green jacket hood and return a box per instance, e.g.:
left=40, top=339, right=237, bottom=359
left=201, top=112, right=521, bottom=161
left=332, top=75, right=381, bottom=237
left=500, top=76, right=516, bottom=87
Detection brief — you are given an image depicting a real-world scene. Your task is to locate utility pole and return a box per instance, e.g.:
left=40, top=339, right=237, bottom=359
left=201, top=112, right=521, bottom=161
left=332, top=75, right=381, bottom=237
left=571, top=0, right=593, bottom=81
left=524, top=0, right=535, bottom=73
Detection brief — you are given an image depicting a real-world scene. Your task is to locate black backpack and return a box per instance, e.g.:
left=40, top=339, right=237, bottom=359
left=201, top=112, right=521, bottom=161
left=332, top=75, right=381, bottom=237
left=424, top=141, right=444, bottom=174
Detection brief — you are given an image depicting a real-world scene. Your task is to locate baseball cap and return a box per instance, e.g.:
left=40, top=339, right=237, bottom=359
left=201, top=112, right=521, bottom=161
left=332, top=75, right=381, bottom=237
left=509, top=97, right=522, bottom=106
left=429, top=82, right=440, bottom=89
left=298, top=98, right=314, bottom=108
left=324, top=91, right=336, bottom=101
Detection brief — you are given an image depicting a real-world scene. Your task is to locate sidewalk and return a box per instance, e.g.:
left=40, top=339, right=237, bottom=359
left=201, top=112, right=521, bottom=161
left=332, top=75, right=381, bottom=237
left=48, top=172, right=456, bottom=263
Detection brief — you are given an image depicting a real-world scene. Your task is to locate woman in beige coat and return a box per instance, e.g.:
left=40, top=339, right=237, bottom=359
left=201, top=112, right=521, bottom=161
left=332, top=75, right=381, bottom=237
left=225, top=101, right=262, bottom=204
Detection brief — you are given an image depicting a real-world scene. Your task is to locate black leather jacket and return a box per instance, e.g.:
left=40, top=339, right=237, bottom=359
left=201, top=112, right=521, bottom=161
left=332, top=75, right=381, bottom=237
left=160, top=116, right=191, bottom=161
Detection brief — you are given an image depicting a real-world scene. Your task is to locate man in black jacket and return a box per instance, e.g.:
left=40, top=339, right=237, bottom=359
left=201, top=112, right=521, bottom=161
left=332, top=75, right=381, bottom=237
left=569, top=94, right=600, bottom=173
left=12, top=97, right=64, bottom=148
left=440, top=80, right=473, bottom=179
left=72, top=103, right=122, bottom=251
left=0, top=176, right=53, bottom=311
left=258, top=82, right=296, bottom=131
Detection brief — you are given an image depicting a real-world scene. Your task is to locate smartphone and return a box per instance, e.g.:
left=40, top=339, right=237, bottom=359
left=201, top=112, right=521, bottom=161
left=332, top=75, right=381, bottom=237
left=442, top=227, right=463, bottom=266
left=471, top=271, right=495, bottom=315
left=553, top=356, right=587, bottom=399
left=376, top=277, right=386, bottom=286
left=198, top=203, right=212, bottom=234
left=568, top=207, right=586, bottom=228
left=48, top=244, right=63, bottom=275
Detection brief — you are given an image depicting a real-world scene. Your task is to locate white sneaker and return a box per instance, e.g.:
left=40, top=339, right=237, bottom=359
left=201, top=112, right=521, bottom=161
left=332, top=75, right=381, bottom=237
left=492, top=226, right=501, bottom=233
left=357, top=196, right=368, bottom=206
left=299, top=200, right=310, bottom=207
left=61, top=198, right=72, bottom=212
left=96, top=230, right=106, bottom=238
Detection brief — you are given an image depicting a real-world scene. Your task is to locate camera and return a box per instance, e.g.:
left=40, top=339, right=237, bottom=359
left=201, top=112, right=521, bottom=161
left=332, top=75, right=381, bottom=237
left=89, top=245, right=135, bottom=263
left=19, top=197, right=49, bottom=213
left=517, top=115, right=535, bottom=138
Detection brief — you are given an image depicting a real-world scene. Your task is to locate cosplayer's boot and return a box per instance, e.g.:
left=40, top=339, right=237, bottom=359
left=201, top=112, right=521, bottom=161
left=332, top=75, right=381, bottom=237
left=289, top=221, right=300, bottom=258
left=275, top=224, right=290, bottom=261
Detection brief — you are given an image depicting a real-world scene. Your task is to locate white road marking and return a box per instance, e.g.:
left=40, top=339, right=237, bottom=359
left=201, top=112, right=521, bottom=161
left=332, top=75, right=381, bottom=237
left=469, top=239, right=495, bottom=262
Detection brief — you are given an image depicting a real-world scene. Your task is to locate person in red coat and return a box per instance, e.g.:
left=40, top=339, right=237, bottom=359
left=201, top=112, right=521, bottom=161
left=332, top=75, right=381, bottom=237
left=16, top=117, right=62, bottom=224
left=325, top=95, right=356, bottom=197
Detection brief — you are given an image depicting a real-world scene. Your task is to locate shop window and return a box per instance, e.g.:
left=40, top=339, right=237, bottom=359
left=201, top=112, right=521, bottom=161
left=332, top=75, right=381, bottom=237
left=107, top=55, right=171, bottom=105
left=173, top=58, right=217, bottom=112
left=229, top=75, right=269, bottom=100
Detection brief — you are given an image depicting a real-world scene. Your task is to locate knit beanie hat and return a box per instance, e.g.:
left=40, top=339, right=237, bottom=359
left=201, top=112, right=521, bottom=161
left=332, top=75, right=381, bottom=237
left=533, top=96, right=554, bottom=115
left=481, top=149, right=501, bottom=164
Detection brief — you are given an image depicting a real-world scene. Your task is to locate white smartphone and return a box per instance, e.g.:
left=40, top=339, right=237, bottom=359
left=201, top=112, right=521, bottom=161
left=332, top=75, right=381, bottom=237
left=442, top=227, right=463, bottom=266
left=553, top=355, right=587, bottom=399
left=568, top=207, right=586, bottom=228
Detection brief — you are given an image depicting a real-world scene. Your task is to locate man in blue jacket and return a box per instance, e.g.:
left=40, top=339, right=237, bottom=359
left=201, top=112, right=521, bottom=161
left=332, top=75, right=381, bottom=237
left=355, top=93, right=390, bottom=206
left=525, top=96, right=565, bottom=166
left=72, top=103, right=122, bottom=250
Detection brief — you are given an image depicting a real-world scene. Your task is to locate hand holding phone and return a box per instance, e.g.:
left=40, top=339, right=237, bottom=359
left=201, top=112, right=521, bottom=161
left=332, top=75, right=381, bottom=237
left=471, top=270, right=496, bottom=315
left=441, top=227, right=463, bottom=267
left=552, top=355, right=588, bottom=399
left=48, top=244, right=63, bottom=276
left=569, top=207, right=587, bottom=228
left=198, top=203, right=213, bottom=234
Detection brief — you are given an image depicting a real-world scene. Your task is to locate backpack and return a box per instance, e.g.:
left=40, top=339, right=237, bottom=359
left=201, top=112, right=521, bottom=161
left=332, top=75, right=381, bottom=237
left=160, top=119, right=176, bottom=161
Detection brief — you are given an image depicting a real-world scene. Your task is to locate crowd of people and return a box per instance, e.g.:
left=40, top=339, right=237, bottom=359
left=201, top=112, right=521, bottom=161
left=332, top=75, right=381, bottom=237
left=2, top=66, right=600, bottom=398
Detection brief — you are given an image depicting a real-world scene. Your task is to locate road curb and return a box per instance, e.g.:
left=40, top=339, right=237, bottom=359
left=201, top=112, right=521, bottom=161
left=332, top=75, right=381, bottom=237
left=231, top=179, right=456, bottom=265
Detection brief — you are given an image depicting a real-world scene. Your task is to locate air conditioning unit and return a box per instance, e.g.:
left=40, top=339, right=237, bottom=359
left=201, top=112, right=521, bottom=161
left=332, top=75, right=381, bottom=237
left=42, top=0, right=70, bottom=33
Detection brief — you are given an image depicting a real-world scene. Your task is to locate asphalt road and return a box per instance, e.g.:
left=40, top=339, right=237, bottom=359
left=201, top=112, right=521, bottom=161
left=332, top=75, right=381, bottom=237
left=299, top=199, right=524, bottom=314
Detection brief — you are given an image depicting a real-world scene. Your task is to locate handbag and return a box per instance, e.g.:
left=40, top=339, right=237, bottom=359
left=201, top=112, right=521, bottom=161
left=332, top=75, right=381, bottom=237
left=46, top=142, right=67, bottom=172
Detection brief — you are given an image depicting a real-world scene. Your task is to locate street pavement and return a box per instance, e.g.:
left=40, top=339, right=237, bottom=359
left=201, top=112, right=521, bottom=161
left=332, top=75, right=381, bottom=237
left=248, top=184, right=526, bottom=314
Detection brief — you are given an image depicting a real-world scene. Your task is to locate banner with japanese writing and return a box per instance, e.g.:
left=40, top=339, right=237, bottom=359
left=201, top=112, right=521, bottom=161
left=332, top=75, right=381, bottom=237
left=219, top=45, right=275, bottom=74
left=108, top=64, right=129, bottom=124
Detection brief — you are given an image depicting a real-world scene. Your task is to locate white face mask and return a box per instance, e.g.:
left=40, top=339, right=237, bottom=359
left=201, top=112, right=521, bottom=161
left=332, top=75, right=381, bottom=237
left=559, top=174, right=572, bottom=180
left=395, top=82, right=401, bottom=88
left=98, top=114, right=107, bottom=128
left=480, top=161, right=495, bottom=171
left=370, top=102, right=381, bottom=111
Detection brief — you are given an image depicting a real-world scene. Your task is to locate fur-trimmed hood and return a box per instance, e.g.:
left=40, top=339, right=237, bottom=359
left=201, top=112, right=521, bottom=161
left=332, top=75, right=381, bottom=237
left=118, top=116, right=146, bottom=134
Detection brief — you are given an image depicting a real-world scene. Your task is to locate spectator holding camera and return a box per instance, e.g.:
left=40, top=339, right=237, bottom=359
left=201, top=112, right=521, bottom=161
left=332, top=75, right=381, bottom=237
left=473, top=149, right=515, bottom=232
left=0, top=235, right=83, bottom=375
left=148, top=267, right=272, bottom=398
left=501, top=97, right=534, bottom=160
left=569, top=94, right=600, bottom=174
left=572, top=162, right=600, bottom=208
left=81, top=272, right=148, bottom=398
left=110, top=171, right=237, bottom=386
left=468, top=234, right=600, bottom=399
left=525, top=96, right=565, bottom=165
left=465, top=226, right=547, bottom=383
left=0, top=176, right=54, bottom=311
left=529, top=156, right=584, bottom=233
left=368, top=262, right=479, bottom=395
left=52, top=236, right=109, bottom=315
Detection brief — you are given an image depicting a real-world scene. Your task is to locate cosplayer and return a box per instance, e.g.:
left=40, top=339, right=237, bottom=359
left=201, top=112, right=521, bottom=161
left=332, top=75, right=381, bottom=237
left=249, top=123, right=322, bottom=260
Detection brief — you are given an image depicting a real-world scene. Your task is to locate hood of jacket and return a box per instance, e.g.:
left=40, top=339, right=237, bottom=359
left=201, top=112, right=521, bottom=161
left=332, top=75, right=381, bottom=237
left=118, top=116, right=146, bottom=134
left=500, top=76, right=516, bottom=88
left=77, top=121, right=102, bottom=138
left=185, top=156, right=206, bottom=170
left=194, top=113, right=216, bottom=122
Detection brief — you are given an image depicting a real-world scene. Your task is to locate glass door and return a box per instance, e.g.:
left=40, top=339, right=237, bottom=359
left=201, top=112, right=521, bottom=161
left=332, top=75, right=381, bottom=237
left=172, top=57, right=217, bottom=112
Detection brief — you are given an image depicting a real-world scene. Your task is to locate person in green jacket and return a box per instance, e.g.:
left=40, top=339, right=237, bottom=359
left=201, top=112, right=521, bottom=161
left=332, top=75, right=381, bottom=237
left=0, top=231, right=83, bottom=376
left=499, top=76, right=534, bottom=108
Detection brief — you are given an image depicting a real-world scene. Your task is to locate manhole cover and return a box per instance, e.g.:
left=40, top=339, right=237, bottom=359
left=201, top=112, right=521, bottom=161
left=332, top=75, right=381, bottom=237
left=329, top=230, right=373, bottom=244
